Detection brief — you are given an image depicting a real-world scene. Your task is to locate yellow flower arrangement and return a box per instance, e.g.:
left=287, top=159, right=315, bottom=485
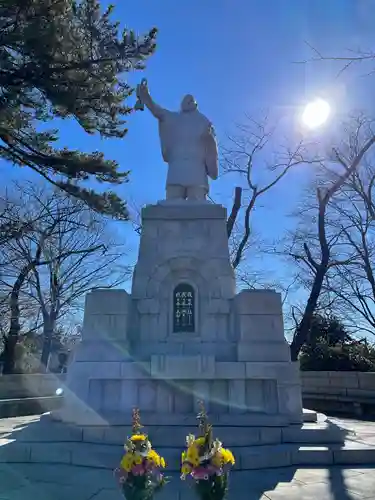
left=221, top=448, right=235, bottom=465
left=181, top=434, right=235, bottom=475
left=180, top=402, right=235, bottom=500
left=147, top=449, right=166, bottom=468
left=114, top=409, right=168, bottom=500
left=120, top=453, right=134, bottom=472
left=211, top=447, right=235, bottom=468
left=119, top=448, right=167, bottom=473
left=130, top=434, right=147, bottom=442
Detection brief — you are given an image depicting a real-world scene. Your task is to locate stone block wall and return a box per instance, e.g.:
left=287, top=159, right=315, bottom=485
left=86, top=377, right=279, bottom=415
left=234, top=290, right=290, bottom=362
left=0, top=374, right=63, bottom=399
left=301, top=371, right=375, bottom=399
left=129, top=204, right=236, bottom=347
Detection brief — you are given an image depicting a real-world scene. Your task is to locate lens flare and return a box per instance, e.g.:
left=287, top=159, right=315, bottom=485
left=302, top=98, right=331, bottom=129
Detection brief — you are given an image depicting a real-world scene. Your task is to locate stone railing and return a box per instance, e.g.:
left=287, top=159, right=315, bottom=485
left=301, top=371, right=375, bottom=416
left=0, top=374, right=65, bottom=417
left=0, top=374, right=65, bottom=399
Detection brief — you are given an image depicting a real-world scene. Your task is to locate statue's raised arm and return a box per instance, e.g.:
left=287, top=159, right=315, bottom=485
left=136, top=79, right=166, bottom=121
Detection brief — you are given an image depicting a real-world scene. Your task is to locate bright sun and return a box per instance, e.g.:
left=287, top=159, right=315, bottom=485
left=302, top=98, right=331, bottom=129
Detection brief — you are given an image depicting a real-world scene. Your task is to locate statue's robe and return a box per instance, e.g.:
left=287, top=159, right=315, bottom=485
left=158, top=110, right=218, bottom=190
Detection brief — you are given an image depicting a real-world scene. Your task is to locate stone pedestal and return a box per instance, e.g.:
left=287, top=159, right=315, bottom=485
left=62, top=202, right=303, bottom=426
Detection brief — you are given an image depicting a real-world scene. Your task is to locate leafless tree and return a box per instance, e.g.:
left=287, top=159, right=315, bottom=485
left=304, top=41, right=375, bottom=78
left=0, top=192, right=37, bottom=249
left=221, top=114, right=316, bottom=269
left=318, top=156, right=375, bottom=335
left=0, top=182, right=130, bottom=372
left=286, top=114, right=375, bottom=360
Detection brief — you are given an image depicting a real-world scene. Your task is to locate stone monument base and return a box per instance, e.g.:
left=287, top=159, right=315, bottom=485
left=14, top=406, right=363, bottom=471
left=57, top=202, right=309, bottom=469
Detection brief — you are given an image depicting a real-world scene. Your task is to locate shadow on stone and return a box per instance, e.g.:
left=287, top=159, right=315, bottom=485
left=1, top=412, right=373, bottom=499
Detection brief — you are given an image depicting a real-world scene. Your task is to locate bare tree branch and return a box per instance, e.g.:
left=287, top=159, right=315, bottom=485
left=226, top=186, right=242, bottom=239
left=288, top=114, right=375, bottom=360
left=0, top=181, right=130, bottom=372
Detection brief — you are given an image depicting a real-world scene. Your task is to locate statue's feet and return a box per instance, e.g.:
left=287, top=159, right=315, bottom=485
left=157, top=198, right=211, bottom=206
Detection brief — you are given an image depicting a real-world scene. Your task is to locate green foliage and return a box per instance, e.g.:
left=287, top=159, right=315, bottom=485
left=300, top=339, right=375, bottom=371
left=299, top=313, right=375, bottom=371
left=0, top=0, right=157, bottom=218
left=307, top=313, right=352, bottom=346
left=195, top=473, right=229, bottom=500
left=121, top=473, right=169, bottom=500
left=12, top=337, right=40, bottom=373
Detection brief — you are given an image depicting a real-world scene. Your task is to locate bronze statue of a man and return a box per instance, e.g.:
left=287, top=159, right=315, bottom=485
left=137, top=80, right=218, bottom=201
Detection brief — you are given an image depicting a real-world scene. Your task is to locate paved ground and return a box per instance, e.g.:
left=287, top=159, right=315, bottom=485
left=1, top=462, right=375, bottom=499
left=1, top=416, right=375, bottom=499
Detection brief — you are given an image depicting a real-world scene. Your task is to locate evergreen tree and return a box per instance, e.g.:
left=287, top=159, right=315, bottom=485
left=307, top=314, right=352, bottom=346
left=0, top=0, right=157, bottom=219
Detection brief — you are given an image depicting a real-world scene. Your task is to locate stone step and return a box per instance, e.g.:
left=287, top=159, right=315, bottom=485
left=302, top=408, right=318, bottom=422
left=0, top=421, right=345, bottom=448
left=0, top=423, right=284, bottom=447
left=282, top=423, right=346, bottom=444
left=52, top=409, right=291, bottom=427
left=85, top=425, right=283, bottom=447
left=1, top=439, right=374, bottom=471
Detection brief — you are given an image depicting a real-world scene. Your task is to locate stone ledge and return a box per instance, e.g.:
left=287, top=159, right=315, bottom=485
left=237, top=342, right=290, bottom=362
left=84, top=289, right=129, bottom=316
left=10, top=422, right=336, bottom=448
left=215, top=362, right=246, bottom=378
left=79, top=425, right=280, bottom=447
left=234, top=289, right=282, bottom=315
left=291, top=446, right=334, bottom=465
left=2, top=439, right=375, bottom=471
left=303, top=391, right=373, bottom=402
left=301, top=372, right=329, bottom=378
left=282, top=424, right=345, bottom=444
left=303, top=386, right=348, bottom=396
left=302, top=409, right=318, bottom=422
left=74, top=342, right=131, bottom=363
left=66, top=360, right=302, bottom=381
left=52, top=411, right=290, bottom=427
left=68, top=361, right=122, bottom=379
left=150, top=355, right=215, bottom=378
left=0, top=396, right=63, bottom=418
left=142, top=203, right=227, bottom=220
left=245, top=362, right=300, bottom=382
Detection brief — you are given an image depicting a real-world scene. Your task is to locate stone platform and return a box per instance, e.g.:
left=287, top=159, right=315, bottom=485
left=57, top=201, right=375, bottom=472
left=1, top=415, right=375, bottom=499
left=64, top=203, right=303, bottom=426
left=3, top=463, right=375, bottom=500
left=1, top=412, right=375, bottom=472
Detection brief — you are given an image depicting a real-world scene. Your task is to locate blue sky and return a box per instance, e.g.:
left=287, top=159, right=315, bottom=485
left=3, top=0, right=375, bottom=295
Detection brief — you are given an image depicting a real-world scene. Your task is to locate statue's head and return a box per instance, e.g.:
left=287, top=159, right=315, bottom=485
left=181, top=94, right=197, bottom=113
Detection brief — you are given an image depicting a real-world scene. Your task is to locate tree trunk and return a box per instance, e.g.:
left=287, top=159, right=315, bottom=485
left=289, top=266, right=327, bottom=361
left=40, top=319, right=55, bottom=372
left=2, top=231, right=48, bottom=374
left=1, top=334, right=18, bottom=374
left=2, top=264, right=32, bottom=374
left=227, top=186, right=242, bottom=239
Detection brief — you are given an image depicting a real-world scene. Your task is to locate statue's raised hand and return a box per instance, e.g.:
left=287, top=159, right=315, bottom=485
left=135, top=79, right=149, bottom=111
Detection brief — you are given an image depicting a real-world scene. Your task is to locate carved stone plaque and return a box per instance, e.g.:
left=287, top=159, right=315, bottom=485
left=173, top=283, right=195, bottom=333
